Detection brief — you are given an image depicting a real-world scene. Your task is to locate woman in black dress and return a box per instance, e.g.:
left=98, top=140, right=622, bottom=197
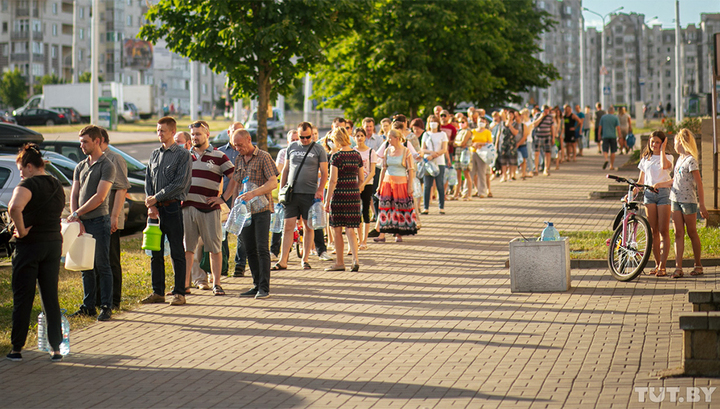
left=324, top=128, right=363, bottom=272
left=7, top=143, right=66, bottom=362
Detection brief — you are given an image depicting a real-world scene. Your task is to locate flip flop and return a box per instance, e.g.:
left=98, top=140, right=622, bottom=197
left=302, top=262, right=312, bottom=270
left=271, top=263, right=287, bottom=271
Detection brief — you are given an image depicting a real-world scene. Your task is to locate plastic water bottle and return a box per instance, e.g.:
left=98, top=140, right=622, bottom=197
left=225, top=199, right=251, bottom=235
left=243, top=177, right=268, bottom=212
left=541, top=221, right=560, bottom=241
left=307, top=199, right=326, bottom=230
left=38, top=310, right=70, bottom=355
left=270, top=204, right=285, bottom=233
left=145, top=237, right=170, bottom=257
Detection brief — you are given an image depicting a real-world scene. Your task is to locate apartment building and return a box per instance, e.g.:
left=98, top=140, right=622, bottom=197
left=0, top=0, right=226, bottom=115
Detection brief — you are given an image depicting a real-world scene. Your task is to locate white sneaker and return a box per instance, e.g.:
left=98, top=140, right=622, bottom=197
left=318, top=252, right=334, bottom=261
left=310, top=249, right=318, bottom=256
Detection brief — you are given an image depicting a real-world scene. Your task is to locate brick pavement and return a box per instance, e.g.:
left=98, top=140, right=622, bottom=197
left=1, top=151, right=719, bottom=408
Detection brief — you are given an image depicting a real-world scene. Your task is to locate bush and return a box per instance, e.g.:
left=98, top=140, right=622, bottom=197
left=660, top=116, right=703, bottom=135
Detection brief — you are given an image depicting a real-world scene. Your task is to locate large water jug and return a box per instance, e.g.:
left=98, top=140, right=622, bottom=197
left=540, top=221, right=560, bottom=241
left=38, top=310, right=70, bottom=355
left=225, top=199, right=251, bottom=235
left=243, top=177, right=268, bottom=212
left=64, top=233, right=96, bottom=271
left=307, top=199, right=326, bottom=230
left=270, top=204, right=285, bottom=233
left=141, top=219, right=162, bottom=251
left=60, top=221, right=81, bottom=255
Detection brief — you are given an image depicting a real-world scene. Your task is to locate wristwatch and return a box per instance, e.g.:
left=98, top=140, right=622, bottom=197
left=71, top=211, right=79, bottom=219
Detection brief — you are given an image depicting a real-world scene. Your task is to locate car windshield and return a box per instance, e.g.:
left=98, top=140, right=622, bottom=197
left=109, top=145, right=146, bottom=172
left=251, top=109, right=282, bottom=121
left=45, top=163, right=71, bottom=186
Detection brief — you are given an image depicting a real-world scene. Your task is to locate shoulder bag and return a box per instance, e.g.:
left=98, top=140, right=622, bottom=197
left=278, top=142, right=315, bottom=206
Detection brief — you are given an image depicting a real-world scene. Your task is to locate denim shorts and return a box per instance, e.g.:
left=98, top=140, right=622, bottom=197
left=643, top=187, right=671, bottom=206
left=517, top=144, right=528, bottom=159
left=672, top=201, right=698, bottom=215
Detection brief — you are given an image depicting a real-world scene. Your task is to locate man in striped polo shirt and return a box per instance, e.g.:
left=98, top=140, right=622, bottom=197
left=183, top=120, right=236, bottom=296
left=532, top=105, right=556, bottom=176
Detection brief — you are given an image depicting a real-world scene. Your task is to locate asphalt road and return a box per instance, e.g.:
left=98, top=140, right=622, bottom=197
left=117, top=142, right=157, bottom=164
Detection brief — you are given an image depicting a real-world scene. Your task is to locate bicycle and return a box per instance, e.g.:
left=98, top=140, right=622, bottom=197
left=606, top=174, right=657, bottom=281
left=293, top=222, right=304, bottom=259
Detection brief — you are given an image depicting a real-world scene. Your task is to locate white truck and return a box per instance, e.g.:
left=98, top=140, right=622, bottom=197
left=123, top=85, right=155, bottom=120
left=13, top=82, right=124, bottom=123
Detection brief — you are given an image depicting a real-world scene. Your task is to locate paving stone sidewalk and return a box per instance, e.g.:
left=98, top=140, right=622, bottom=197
left=1, top=151, right=718, bottom=408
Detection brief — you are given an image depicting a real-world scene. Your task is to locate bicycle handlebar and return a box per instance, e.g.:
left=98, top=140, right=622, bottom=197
left=606, top=174, right=658, bottom=193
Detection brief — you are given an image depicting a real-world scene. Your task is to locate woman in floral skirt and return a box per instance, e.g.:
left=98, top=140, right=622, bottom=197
left=324, top=128, right=363, bottom=272
left=373, top=129, right=418, bottom=242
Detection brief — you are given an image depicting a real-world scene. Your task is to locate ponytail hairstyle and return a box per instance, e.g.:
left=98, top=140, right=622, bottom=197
left=675, top=128, right=698, bottom=159
left=642, top=130, right=666, bottom=160
left=16, top=143, right=45, bottom=168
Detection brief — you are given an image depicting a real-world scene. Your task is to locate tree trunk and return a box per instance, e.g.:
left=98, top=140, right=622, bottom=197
left=256, top=62, right=270, bottom=151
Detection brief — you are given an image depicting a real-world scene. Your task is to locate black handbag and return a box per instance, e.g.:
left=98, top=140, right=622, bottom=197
left=278, top=142, right=315, bottom=205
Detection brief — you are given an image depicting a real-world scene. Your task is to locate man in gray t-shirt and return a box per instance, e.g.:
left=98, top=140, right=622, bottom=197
left=274, top=122, right=328, bottom=270
left=68, top=125, right=116, bottom=321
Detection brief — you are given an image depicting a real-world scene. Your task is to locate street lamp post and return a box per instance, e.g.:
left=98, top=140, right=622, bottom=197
left=583, top=6, right=623, bottom=110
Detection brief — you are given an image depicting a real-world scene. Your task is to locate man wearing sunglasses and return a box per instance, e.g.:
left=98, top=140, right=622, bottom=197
left=274, top=121, right=328, bottom=271
left=183, top=120, right=236, bottom=296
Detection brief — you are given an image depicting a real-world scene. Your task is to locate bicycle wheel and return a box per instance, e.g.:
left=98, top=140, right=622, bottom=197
left=607, top=215, right=652, bottom=281
left=295, top=234, right=303, bottom=259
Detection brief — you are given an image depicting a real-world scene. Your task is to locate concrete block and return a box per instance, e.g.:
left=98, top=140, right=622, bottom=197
left=699, top=303, right=717, bottom=312
left=509, top=238, right=571, bottom=292
left=684, top=331, right=693, bottom=359
left=709, top=313, right=720, bottom=331
left=692, top=331, right=718, bottom=360
left=712, top=291, right=720, bottom=304
left=679, top=313, right=708, bottom=330
left=689, top=290, right=713, bottom=304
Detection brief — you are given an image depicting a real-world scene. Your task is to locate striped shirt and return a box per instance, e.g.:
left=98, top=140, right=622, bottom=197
left=145, top=142, right=193, bottom=202
left=233, top=146, right=280, bottom=214
left=183, top=146, right=234, bottom=211
left=534, top=113, right=554, bottom=138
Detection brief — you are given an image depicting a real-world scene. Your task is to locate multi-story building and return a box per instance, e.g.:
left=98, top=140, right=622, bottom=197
left=0, top=0, right=226, bottom=116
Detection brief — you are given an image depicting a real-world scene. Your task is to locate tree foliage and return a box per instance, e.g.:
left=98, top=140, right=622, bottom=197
left=33, top=73, right=65, bottom=95
left=78, top=72, right=103, bottom=83
left=140, top=0, right=369, bottom=149
left=314, top=0, right=559, bottom=120
left=0, top=69, right=27, bottom=109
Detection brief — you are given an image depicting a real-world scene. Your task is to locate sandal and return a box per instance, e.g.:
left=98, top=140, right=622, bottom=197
left=271, top=263, right=287, bottom=271
left=655, top=268, right=668, bottom=277
left=691, top=265, right=704, bottom=276
left=671, top=269, right=684, bottom=279
left=213, top=285, right=226, bottom=296
left=646, top=267, right=658, bottom=276
left=302, top=261, right=312, bottom=270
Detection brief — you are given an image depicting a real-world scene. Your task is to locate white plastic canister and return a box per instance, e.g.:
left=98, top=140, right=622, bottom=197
left=64, top=233, right=96, bottom=271
left=60, top=221, right=81, bottom=255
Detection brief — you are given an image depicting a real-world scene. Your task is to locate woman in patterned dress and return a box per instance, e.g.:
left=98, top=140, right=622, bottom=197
left=324, top=128, right=363, bottom=272
left=373, top=129, right=418, bottom=242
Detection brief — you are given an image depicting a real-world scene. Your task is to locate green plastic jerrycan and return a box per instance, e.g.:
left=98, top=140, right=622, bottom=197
left=141, top=219, right=162, bottom=251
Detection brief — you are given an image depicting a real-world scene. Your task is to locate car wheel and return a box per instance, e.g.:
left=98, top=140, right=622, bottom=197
left=118, top=117, right=126, bottom=124
left=45, top=119, right=54, bottom=126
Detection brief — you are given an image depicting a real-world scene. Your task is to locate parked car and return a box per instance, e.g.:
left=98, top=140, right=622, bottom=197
left=210, top=129, right=281, bottom=159
left=14, top=108, right=70, bottom=126
left=38, top=141, right=147, bottom=181
left=0, top=201, right=11, bottom=256
left=0, top=111, right=16, bottom=124
left=50, top=107, right=83, bottom=124
left=119, top=102, right=138, bottom=123
left=244, top=108, right=285, bottom=142
left=0, top=155, right=72, bottom=217
left=0, top=122, right=43, bottom=147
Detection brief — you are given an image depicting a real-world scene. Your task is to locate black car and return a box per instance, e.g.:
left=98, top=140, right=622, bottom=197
left=14, top=108, right=70, bottom=126
left=50, top=107, right=83, bottom=124
left=0, top=122, right=43, bottom=147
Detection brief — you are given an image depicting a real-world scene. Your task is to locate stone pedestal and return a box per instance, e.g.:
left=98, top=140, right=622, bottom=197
left=700, top=118, right=719, bottom=214
left=509, top=238, right=571, bottom=292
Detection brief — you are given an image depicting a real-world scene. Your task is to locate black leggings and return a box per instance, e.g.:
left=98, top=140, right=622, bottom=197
left=360, top=184, right=374, bottom=223
left=11, top=240, right=63, bottom=351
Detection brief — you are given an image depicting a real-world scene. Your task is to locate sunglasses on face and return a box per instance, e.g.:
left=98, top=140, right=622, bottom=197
left=440, top=114, right=446, bottom=117
left=299, top=135, right=312, bottom=140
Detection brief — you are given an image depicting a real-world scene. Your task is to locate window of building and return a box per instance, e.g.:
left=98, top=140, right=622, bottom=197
left=1, top=22, right=6, bottom=33
left=125, top=76, right=132, bottom=85
left=79, top=7, right=84, bottom=19
left=665, top=70, right=671, bottom=77
left=201, top=65, right=207, bottom=75
left=202, top=84, right=207, bottom=94
left=79, top=28, right=84, bottom=39
left=52, top=23, right=57, bottom=36
left=667, top=47, right=670, bottom=53
left=1, top=0, right=7, bottom=12
left=1, top=44, right=7, bottom=56
left=138, top=16, right=142, bottom=27
left=79, top=49, right=83, bottom=61
left=51, top=45, right=57, bottom=58
left=127, top=15, right=132, bottom=26
left=616, top=84, right=623, bottom=93
left=32, top=41, right=42, bottom=54
left=32, top=63, right=44, bottom=76
left=566, top=20, right=572, bottom=28
left=15, top=19, right=29, bottom=33
left=127, top=0, right=131, bottom=4
left=52, top=2, right=57, bottom=14
left=538, top=1, right=545, bottom=10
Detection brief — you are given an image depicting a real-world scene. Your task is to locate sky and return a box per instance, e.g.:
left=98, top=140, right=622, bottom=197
left=582, top=0, right=720, bottom=30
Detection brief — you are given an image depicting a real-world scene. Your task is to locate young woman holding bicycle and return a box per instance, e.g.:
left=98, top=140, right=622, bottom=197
left=634, top=131, right=673, bottom=277
left=663, top=129, right=709, bottom=278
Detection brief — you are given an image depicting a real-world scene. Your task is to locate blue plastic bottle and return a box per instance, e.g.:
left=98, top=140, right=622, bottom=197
left=541, top=221, right=560, bottom=241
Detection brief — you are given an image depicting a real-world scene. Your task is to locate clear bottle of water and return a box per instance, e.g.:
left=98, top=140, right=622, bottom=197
left=541, top=221, right=560, bottom=241
left=145, top=237, right=170, bottom=257
left=270, top=204, right=285, bottom=233
left=38, top=310, right=70, bottom=355
left=308, top=199, right=326, bottom=230
left=243, top=177, right=268, bottom=212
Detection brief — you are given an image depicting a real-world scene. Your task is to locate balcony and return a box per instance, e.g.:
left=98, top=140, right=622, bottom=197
left=11, top=53, right=45, bottom=62
left=11, top=31, right=44, bottom=41
left=15, top=8, right=38, bottom=17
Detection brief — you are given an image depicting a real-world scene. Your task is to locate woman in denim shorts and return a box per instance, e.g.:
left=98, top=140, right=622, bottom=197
left=634, top=131, right=673, bottom=277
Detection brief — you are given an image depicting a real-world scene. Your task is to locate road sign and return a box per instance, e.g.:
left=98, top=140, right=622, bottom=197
left=603, top=86, right=611, bottom=95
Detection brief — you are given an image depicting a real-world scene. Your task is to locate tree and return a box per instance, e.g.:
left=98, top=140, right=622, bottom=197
left=314, top=0, right=559, bottom=120
left=0, top=69, right=27, bottom=109
left=140, top=0, right=369, bottom=150
left=33, top=73, right=65, bottom=95
left=78, top=72, right=104, bottom=83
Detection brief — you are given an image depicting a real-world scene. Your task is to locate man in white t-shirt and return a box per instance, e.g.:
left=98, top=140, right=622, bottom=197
left=420, top=116, right=449, bottom=214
